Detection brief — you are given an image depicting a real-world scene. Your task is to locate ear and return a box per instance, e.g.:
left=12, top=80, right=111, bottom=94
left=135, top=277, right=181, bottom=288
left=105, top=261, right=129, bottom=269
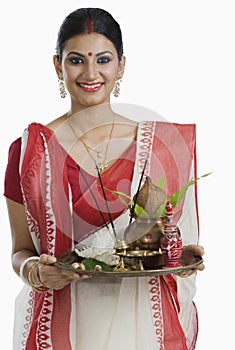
left=53, top=55, right=62, bottom=78
left=118, top=55, right=126, bottom=78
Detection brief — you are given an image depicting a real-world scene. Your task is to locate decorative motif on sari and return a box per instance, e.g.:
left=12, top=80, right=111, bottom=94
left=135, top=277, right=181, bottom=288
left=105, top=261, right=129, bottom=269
left=137, top=120, right=155, bottom=180
left=21, top=290, right=35, bottom=349
left=137, top=121, right=198, bottom=349
left=20, top=124, right=73, bottom=350
left=148, top=276, right=164, bottom=349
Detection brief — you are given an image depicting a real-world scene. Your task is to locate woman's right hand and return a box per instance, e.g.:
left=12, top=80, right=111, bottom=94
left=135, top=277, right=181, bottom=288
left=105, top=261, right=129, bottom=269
left=31, top=254, right=91, bottom=291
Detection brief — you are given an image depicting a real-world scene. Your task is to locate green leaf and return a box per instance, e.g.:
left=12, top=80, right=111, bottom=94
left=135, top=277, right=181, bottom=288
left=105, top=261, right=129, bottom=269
left=156, top=177, right=165, bottom=190
left=81, top=258, right=112, bottom=271
left=132, top=202, right=149, bottom=218
left=104, top=187, right=149, bottom=217
left=155, top=200, right=167, bottom=217
left=103, top=172, right=212, bottom=218
left=103, top=187, right=132, bottom=205
left=160, top=172, right=213, bottom=214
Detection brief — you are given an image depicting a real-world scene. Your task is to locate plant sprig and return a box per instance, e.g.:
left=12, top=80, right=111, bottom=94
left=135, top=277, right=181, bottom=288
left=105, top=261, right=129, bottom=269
left=103, top=172, right=212, bottom=218
left=155, top=172, right=212, bottom=216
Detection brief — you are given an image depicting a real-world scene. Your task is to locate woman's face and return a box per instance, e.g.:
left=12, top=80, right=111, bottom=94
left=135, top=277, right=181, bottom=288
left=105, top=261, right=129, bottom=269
left=54, top=33, right=125, bottom=110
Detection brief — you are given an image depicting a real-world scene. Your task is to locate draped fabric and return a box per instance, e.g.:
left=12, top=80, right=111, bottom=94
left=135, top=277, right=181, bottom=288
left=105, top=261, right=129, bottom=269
left=13, top=120, right=198, bottom=350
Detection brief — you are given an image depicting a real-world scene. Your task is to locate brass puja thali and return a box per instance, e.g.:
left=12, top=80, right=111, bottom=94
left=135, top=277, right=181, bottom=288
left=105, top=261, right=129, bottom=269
left=54, top=207, right=203, bottom=278
left=55, top=249, right=203, bottom=278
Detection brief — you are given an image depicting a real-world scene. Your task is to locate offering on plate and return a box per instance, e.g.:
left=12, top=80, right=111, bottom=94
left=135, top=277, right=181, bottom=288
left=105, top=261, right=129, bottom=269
left=55, top=169, right=208, bottom=276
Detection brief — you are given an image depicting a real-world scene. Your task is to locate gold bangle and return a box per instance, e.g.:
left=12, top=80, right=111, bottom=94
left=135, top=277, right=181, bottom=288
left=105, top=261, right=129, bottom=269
left=27, top=261, right=50, bottom=293
left=19, top=256, right=40, bottom=284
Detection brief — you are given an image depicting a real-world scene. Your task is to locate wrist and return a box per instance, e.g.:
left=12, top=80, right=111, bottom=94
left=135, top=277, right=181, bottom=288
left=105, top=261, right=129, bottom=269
left=27, top=261, right=50, bottom=293
left=19, top=256, right=40, bottom=284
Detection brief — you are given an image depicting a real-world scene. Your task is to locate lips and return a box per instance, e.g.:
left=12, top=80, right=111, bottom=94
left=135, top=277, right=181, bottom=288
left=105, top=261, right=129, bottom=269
left=78, top=82, right=103, bottom=92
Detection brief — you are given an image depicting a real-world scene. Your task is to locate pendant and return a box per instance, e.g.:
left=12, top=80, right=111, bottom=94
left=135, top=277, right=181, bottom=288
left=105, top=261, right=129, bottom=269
left=98, top=162, right=109, bottom=173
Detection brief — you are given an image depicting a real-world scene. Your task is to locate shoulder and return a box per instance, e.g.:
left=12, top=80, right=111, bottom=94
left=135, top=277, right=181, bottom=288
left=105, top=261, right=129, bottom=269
left=20, top=116, right=66, bottom=135
left=45, top=115, right=67, bottom=133
left=5, top=137, right=21, bottom=179
left=8, top=137, right=21, bottom=156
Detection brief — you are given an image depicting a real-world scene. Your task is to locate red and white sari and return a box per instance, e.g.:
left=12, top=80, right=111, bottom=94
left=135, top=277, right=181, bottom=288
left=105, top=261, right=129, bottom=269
left=14, top=120, right=199, bottom=350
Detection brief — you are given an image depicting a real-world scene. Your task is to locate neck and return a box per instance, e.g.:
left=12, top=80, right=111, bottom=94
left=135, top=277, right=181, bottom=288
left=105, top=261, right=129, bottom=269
left=66, top=103, right=116, bottom=133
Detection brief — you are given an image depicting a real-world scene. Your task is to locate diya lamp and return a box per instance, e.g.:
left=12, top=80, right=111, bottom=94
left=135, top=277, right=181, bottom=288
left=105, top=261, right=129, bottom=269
left=113, top=240, right=130, bottom=272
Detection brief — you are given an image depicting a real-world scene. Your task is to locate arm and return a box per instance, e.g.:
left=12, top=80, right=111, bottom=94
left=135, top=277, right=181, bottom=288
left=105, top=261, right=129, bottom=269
left=6, top=198, right=38, bottom=276
left=6, top=198, right=90, bottom=291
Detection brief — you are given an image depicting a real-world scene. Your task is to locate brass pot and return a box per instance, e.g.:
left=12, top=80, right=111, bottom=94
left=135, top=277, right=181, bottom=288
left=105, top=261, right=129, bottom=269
left=124, top=217, right=165, bottom=251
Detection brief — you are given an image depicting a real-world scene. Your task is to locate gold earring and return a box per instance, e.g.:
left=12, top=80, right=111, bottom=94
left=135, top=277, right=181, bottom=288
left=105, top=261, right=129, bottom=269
left=113, top=77, right=122, bottom=97
left=58, top=74, right=67, bottom=98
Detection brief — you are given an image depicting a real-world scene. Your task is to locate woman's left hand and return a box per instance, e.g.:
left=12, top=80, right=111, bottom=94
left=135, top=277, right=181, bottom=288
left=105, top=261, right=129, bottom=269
left=176, top=244, right=205, bottom=278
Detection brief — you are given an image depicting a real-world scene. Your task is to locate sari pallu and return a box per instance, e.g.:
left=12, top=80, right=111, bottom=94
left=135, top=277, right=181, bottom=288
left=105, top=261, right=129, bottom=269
left=15, top=121, right=199, bottom=350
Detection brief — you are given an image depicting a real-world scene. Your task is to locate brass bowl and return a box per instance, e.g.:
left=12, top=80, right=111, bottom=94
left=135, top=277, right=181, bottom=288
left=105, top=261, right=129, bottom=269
left=126, top=249, right=165, bottom=270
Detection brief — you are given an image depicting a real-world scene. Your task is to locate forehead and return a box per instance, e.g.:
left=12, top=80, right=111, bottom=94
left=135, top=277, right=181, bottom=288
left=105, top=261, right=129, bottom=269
left=63, top=33, right=117, bottom=55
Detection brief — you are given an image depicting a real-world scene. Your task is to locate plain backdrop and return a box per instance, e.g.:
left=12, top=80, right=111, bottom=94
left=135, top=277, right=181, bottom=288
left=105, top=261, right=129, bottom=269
left=1, top=0, right=234, bottom=348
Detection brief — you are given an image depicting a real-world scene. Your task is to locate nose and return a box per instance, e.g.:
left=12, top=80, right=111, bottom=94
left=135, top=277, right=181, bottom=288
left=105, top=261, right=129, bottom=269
left=84, top=61, right=98, bottom=81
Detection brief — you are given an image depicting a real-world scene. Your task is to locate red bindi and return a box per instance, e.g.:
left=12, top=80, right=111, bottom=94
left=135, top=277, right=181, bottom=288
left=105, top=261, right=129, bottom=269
left=88, top=51, right=93, bottom=57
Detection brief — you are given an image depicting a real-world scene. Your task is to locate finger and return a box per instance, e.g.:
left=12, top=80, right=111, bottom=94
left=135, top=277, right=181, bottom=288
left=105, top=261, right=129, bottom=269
left=52, top=273, right=92, bottom=290
left=69, top=272, right=92, bottom=281
left=185, top=244, right=205, bottom=256
left=79, top=274, right=92, bottom=280
left=176, top=262, right=205, bottom=278
left=177, top=269, right=196, bottom=278
left=196, top=263, right=205, bottom=271
left=39, top=254, right=57, bottom=264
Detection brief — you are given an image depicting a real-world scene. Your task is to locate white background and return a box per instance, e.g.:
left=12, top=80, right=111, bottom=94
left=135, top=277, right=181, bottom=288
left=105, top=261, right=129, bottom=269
left=0, top=0, right=234, bottom=348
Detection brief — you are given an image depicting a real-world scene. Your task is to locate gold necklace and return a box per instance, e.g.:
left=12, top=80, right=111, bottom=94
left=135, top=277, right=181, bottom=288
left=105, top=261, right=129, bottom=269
left=66, top=115, right=116, bottom=173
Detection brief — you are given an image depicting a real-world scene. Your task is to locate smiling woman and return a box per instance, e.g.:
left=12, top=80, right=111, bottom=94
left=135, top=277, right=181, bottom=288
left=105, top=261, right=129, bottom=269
left=3, top=7, right=204, bottom=350
left=54, top=32, right=125, bottom=110
left=53, top=7, right=125, bottom=111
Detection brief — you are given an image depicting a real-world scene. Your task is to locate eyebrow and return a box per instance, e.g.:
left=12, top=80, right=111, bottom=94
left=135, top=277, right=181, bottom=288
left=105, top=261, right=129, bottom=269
left=67, top=50, right=113, bottom=57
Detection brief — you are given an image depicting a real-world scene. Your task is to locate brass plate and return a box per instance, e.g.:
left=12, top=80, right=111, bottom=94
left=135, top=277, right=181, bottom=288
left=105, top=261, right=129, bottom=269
left=54, top=251, right=203, bottom=277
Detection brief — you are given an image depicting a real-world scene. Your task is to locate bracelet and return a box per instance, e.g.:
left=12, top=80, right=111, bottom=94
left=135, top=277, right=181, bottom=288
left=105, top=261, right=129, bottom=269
left=27, top=261, right=50, bottom=293
left=19, top=256, right=40, bottom=284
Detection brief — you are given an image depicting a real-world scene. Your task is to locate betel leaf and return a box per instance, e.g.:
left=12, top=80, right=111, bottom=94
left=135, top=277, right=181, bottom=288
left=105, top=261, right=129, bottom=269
left=81, top=258, right=112, bottom=271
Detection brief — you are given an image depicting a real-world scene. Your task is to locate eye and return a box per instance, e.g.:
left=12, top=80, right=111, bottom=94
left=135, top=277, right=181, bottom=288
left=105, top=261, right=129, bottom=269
left=97, top=56, right=111, bottom=64
left=69, top=57, right=84, bottom=65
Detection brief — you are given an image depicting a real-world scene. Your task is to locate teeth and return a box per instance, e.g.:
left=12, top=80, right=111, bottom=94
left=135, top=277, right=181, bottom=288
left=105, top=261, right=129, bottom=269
left=80, top=83, right=101, bottom=89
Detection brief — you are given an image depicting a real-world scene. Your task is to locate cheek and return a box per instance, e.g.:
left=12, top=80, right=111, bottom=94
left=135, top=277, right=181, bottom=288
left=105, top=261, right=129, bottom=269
left=63, top=68, right=79, bottom=82
left=62, top=61, right=79, bottom=80
left=104, top=66, right=119, bottom=82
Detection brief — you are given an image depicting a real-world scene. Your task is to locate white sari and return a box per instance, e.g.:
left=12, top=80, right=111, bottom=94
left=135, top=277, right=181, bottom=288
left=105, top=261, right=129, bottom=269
left=14, top=121, right=199, bottom=350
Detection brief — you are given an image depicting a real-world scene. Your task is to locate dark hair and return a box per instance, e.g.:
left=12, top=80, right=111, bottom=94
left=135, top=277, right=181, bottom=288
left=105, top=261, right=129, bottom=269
left=55, top=8, right=123, bottom=62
